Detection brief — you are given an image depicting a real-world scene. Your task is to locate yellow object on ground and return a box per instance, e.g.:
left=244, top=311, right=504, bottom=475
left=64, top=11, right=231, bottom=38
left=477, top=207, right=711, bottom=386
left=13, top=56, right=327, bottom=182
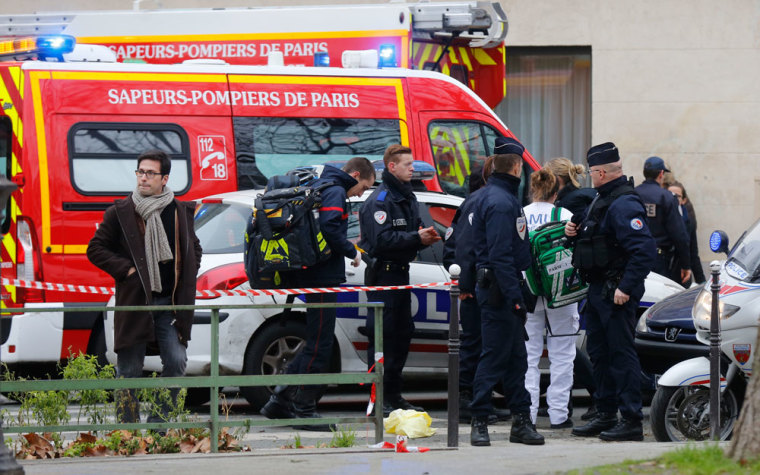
left=384, top=409, right=437, bottom=438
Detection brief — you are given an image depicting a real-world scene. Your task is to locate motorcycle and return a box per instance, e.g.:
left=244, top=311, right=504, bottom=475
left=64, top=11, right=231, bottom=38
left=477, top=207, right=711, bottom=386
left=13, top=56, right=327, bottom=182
left=650, top=222, right=760, bottom=442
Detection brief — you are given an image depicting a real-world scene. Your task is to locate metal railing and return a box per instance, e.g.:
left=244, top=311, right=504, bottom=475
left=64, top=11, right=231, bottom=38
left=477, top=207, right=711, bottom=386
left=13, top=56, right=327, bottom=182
left=0, top=301, right=385, bottom=453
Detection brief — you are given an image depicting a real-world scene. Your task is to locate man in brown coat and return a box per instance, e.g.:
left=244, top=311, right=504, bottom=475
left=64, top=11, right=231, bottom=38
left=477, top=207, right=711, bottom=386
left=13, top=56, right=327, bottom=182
left=87, top=149, right=202, bottom=426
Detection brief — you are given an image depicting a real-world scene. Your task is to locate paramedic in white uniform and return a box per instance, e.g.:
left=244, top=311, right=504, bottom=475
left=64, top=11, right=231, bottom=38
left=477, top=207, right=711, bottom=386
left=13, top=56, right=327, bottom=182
left=523, top=168, right=579, bottom=429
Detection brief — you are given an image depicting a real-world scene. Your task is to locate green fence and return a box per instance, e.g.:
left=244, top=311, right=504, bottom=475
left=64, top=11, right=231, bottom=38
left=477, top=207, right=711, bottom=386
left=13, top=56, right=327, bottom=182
left=0, top=301, right=385, bottom=453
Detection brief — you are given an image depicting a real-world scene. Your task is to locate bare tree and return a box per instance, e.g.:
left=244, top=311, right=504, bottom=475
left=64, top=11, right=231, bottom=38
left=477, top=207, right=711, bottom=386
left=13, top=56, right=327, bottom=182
left=726, top=326, right=760, bottom=461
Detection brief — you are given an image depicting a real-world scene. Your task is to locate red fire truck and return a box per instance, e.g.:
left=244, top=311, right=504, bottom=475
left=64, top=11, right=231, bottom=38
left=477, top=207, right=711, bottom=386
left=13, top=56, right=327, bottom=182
left=1, top=2, right=508, bottom=108
left=0, top=7, right=536, bottom=371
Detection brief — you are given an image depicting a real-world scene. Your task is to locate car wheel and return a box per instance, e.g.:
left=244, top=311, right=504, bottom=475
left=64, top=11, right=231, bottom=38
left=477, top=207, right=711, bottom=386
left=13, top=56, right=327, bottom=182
left=240, top=320, right=306, bottom=410
left=650, top=385, right=739, bottom=442
left=183, top=387, right=212, bottom=407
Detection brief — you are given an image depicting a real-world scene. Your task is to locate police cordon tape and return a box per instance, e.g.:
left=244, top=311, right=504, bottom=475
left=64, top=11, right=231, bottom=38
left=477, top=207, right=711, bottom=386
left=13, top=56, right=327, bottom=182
left=1, top=277, right=455, bottom=299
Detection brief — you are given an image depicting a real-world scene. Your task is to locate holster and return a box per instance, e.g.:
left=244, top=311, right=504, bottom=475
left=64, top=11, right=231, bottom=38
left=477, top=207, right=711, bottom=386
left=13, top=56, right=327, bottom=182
left=363, top=256, right=378, bottom=285
left=476, top=268, right=503, bottom=306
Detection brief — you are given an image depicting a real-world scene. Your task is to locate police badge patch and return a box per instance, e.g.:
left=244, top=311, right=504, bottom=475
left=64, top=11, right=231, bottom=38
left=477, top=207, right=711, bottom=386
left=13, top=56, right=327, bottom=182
left=733, top=344, right=751, bottom=365
left=374, top=211, right=387, bottom=224
left=444, top=226, right=453, bottom=241
left=630, top=218, right=643, bottom=230
left=516, top=216, right=527, bottom=240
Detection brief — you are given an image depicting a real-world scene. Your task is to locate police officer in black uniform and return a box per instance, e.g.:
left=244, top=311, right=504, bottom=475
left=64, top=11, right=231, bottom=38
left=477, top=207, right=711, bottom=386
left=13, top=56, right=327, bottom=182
left=469, top=139, right=544, bottom=447
left=634, top=156, right=691, bottom=285
left=359, top=144, right=441, bottom=415
left=567, top=142, right=656, bottom=441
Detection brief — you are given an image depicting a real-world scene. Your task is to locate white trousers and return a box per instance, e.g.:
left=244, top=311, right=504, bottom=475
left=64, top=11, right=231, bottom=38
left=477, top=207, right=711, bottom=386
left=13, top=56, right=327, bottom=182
left=524, top=298, right=579, bottom=425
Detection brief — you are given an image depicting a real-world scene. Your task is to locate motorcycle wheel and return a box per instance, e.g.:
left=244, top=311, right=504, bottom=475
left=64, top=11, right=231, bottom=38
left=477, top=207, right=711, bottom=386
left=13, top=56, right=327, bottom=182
left=651, top=385, right=739, bottom=442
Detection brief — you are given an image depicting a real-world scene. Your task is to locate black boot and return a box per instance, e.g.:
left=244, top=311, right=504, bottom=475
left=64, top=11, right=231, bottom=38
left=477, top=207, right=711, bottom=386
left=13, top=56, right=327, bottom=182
left=571, top=411, right=618, bottom=437
left=599, top=418, right=644, bottom=441
left=459, top=389, right=473, bottom=423
left=387, top=396, right=424, bottom=412
left=292, top=386, right=336, bottom=432
left=490, top=407, right=512, bottom=423
left=260, top=385, right=296, bottom=420
left=509, top=412, right=545, bottom=445
left=470, top=417, right=490, bottom=446
left=581, top=402, right=598, bottom=421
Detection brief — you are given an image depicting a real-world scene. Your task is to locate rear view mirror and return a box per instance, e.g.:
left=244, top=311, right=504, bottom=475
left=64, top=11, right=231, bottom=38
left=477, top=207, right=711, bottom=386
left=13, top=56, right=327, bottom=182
left=709, top=230, right=729, bottom=255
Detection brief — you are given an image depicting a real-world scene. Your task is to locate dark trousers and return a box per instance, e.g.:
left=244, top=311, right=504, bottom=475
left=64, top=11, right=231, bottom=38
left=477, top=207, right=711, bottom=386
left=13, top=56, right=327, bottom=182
left=459, top=296, right=482, bottom=392
left=470, top=286, right=531, bottom=418
left=366, top=268, right=413, bottom=401
left=287, top=290, right=338, bottom=382
left=585, top=283, right=642, bottom=421
left=653, top=251, right=675, bottom=280
left=116, top=295, right=187, bottom=424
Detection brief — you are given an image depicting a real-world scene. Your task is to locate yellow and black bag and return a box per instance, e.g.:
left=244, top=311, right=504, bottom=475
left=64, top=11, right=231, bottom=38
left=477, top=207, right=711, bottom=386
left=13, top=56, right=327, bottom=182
left=244, top=180, right=332, bottom=288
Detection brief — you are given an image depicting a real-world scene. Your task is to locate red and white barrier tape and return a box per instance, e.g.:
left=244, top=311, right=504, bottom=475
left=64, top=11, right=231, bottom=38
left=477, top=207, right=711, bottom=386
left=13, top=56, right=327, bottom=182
left=2, top=277, right=454, bottom=299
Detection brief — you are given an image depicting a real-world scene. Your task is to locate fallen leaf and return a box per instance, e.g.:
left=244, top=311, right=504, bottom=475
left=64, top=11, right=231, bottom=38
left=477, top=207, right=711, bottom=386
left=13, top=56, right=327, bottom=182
left=78, top=432, right=98, bottom=444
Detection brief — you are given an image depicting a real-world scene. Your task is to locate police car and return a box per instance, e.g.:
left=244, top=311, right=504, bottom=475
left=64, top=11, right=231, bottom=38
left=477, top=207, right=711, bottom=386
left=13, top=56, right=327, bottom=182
left=103, top=176, right=684, bottom=410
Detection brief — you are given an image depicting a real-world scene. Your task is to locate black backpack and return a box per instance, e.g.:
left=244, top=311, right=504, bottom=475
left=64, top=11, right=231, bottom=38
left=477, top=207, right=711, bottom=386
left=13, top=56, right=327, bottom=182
left=244, top=175, right=333, bottom=288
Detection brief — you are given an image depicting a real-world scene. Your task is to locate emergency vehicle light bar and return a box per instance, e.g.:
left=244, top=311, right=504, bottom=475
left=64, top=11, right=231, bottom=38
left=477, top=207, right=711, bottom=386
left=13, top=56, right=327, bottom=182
left=0, top=34, right=75, bottom=60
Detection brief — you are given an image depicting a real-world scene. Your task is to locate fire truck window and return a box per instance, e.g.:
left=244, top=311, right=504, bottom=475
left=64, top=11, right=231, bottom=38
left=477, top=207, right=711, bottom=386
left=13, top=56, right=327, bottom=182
left=233, top=117, right=401, bottom=190
left=0, top=116, right=11, bottom=234
left=427, top=121, right=495, bottom=198
left=68, top=124, right=191, bottom=195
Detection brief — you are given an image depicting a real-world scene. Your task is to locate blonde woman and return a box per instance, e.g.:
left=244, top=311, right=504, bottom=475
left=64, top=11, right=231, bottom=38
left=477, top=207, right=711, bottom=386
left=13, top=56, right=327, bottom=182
left=546, top=157, right=596, bottom=216
left=523, top=168, right=579, bottom=429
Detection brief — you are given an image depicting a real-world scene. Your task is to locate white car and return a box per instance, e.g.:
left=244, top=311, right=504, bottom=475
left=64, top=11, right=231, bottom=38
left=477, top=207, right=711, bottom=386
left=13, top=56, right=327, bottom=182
left=104, top=188, right=684, bottom=409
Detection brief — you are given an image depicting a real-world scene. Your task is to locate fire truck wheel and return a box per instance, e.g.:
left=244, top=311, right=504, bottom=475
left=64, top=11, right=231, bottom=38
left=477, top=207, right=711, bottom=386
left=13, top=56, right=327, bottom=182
left=240, top=319, right=307, bottom=410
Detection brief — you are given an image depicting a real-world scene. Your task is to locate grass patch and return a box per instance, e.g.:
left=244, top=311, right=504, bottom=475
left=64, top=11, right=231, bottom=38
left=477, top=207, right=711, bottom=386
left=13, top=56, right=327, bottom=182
left=571, top=443, right=760, bottom=475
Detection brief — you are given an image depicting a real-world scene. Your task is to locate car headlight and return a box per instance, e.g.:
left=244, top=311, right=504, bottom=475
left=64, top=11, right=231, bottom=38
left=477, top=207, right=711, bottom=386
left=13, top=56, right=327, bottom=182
left=636, top=311, right=649, bottom=333
left=692, top=288, right=740, bottom=325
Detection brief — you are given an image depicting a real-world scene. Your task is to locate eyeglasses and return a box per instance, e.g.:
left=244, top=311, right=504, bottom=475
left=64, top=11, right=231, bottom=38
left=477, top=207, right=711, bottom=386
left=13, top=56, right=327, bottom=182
left=135, top=169, right=163, bottom=178
left=589, top=168, right=603, bottom=175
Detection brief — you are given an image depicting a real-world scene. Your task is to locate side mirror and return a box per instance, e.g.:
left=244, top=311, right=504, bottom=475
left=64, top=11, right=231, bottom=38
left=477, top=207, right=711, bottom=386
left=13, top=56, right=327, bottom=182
left=709, top=230, right=729, bottom=255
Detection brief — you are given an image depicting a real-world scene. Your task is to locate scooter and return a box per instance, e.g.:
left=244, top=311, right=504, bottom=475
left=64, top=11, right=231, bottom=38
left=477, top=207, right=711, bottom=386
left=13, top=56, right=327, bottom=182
left=650, top=224, right=760, bottom=442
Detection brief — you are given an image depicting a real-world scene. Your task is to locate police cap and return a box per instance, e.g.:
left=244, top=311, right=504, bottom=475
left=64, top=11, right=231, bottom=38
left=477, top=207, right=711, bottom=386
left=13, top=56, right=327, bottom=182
left=494, top=137, right=525, bottom=156
left=587, top=142, right=620, bottom=167
left=643, top=156, right=670, bottom=173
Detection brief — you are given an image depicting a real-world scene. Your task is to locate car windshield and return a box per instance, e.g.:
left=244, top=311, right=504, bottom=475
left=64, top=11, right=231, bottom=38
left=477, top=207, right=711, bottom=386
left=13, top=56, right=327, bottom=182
left=725, top=218, right=760, bottom=282
left=194, top=202, right=250, bottom=254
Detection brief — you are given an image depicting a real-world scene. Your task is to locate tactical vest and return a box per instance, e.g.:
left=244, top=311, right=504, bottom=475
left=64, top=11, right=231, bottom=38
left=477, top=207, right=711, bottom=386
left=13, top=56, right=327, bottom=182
left=572, top=179, right=635, bottom=281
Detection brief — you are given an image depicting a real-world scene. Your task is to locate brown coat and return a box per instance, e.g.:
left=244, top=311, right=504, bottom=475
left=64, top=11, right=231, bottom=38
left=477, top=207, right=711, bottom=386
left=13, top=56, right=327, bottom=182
left=87, top=196, right=202, bottom=352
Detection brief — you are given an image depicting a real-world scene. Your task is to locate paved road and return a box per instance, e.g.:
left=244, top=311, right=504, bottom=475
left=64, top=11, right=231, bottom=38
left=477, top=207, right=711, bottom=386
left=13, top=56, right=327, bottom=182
left=5, top=389, right=701, bottom=474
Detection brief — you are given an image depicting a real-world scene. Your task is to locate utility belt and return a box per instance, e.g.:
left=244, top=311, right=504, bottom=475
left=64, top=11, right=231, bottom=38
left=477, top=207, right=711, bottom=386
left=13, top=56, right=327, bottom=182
left=364, top=258, right=410, bottom=285
left=376, top=261, right=410, bottom=273
left=657, top=246, right=675, bottom=256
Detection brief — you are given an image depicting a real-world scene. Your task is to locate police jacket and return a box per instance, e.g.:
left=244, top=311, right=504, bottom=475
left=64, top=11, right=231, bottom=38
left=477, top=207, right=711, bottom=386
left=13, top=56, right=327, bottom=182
left=358, top=169, right=427, bottom=264
left=634, top=179, right=690, bottom=269
left=579, top=176, right=657, bottom=300
left=299, top=165, right=358, bottom=284
left=472, top=173, right=531, bottom=303
left=555, top=183, right=597, bottom=216
left=442, top=189, right=485, bottom=293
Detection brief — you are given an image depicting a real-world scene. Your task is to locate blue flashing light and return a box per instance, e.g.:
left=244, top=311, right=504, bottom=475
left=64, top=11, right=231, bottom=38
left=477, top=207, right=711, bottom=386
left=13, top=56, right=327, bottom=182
left=378, top=44, right=396, bottom=68
left=36, top=35, right=76, bottom=58
left=314, top=51, right=330, bottom=67
left=709, top=231, right=723, bottom=253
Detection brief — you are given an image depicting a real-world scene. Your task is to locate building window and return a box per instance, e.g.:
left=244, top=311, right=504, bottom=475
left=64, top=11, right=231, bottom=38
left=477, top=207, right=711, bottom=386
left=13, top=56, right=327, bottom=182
left=495, top=47, right=591, bottom=169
